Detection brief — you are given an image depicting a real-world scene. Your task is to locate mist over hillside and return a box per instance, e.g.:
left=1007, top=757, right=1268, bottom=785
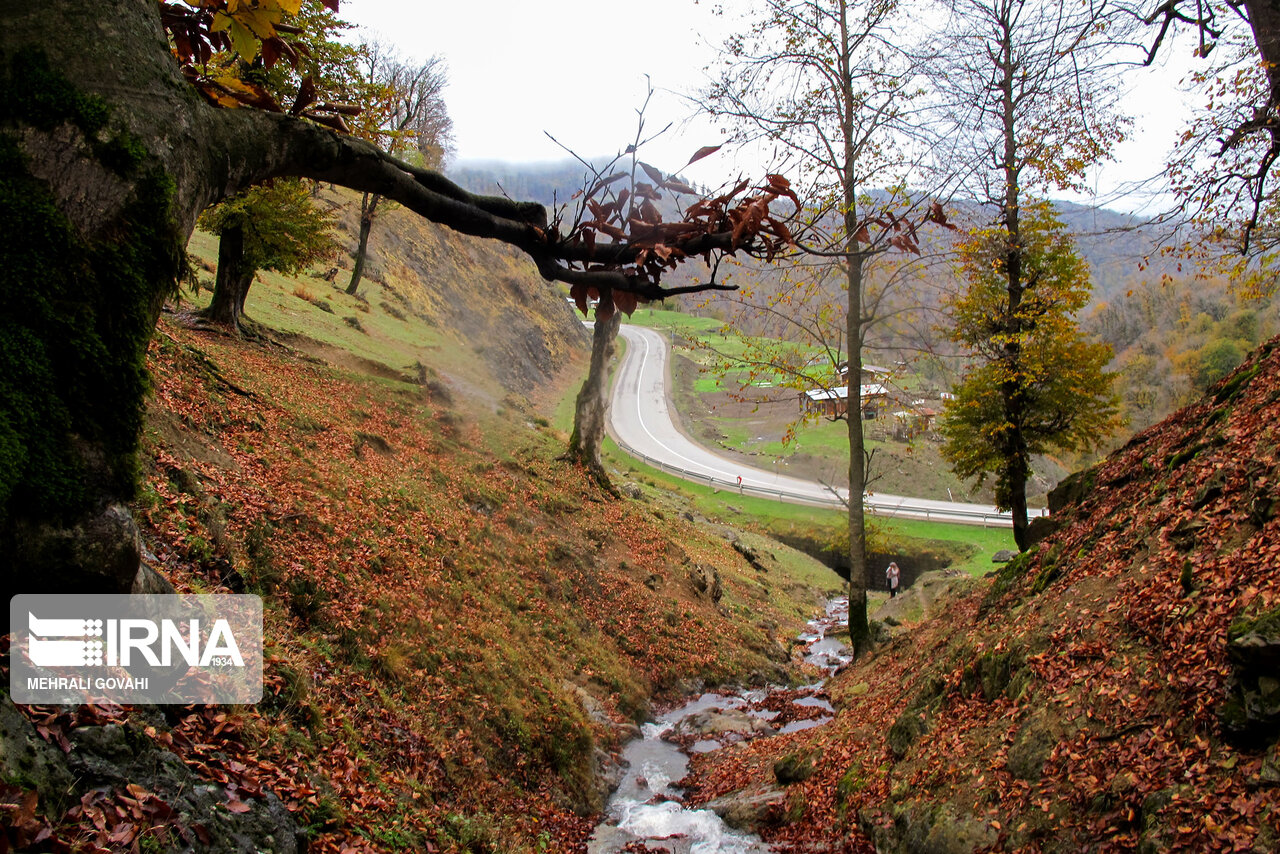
left=449, top=159, right=593, bottom=208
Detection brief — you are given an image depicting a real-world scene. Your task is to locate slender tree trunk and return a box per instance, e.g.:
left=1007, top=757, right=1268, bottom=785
left=998, top=6, right=1031, bottom=549
left=837, top=0, right=871, bottom=653
left=202, top=224, right=254, bottom=331
left=1247, top=1, right=1280, bottom=107
left=346, top=192, right=380, bottom=294
left=567, top=308, right=622, bottom=492
left=845, top=254, right=870, bottom=651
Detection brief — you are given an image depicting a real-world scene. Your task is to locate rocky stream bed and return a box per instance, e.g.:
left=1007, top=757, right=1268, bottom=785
left=587, top=599, right=852, bottom=854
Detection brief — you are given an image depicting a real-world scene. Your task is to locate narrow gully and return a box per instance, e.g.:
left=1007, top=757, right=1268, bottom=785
left=588, top=598, right=852, bottom=854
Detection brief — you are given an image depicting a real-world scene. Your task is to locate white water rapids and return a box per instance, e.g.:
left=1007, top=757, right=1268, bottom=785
left=587, top=599, right=852, bottom=854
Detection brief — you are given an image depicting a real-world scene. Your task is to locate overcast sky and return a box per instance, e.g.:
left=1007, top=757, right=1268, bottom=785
left=341, top=0, right=1201, bottom=214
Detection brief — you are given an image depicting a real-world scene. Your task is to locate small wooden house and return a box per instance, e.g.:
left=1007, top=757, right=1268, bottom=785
left=799, top=383, right=889, bottom=418
left=891, top=407, right=940, bottom=440
left=836, top=362, right=892, bottom=386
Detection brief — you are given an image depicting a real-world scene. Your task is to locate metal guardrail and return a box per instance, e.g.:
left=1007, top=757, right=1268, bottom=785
left=612, top=434, right=1029, bottom=528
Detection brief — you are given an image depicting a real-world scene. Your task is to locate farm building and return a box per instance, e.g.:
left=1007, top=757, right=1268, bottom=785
left=799, top=383, right=890, bottom=418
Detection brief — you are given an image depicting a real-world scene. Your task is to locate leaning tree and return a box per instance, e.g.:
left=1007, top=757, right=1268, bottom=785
left=0, top=0, right=795, bottom=599
left=345, top=44, right=454, bottom=295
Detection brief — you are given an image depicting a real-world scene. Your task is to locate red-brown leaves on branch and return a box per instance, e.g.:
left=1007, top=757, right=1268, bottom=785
left=763, top=174, right=799, bottom=208
left=567, top=284, right=636, bottom=321
left=639, top=161, right=666, bottom=186
left=560, top=159, right=799, bottom=306
left=160, top=3, right=228, bottom=67
left=686, top=145, right=723, bottom=167
left=289, top=77, right=318, bottom=116
left=850, top=201, right=955, bottom=255
left=925, top=201, right=957, bottom=230
left=183, top=68, right=283, bottom=112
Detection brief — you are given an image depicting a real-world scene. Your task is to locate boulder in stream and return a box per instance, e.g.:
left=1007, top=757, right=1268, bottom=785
left=672, top=708, right=772, bottom=739
left=704, top=783, right=787, bottom=832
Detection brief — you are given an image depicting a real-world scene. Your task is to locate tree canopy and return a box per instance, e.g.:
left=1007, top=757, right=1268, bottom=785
left=941, top=204, right=1122, bottom=529
left=198, top=179, right=337, bottom=277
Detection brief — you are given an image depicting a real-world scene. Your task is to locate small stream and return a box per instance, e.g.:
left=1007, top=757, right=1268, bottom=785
left=587, top=599, right=852, bottom=854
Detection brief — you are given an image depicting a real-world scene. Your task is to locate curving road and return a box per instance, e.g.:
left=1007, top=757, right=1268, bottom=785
left=606, top=323, right=1046, bottom=528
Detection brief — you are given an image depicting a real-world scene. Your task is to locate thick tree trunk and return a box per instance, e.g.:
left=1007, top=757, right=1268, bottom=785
left=567, top=309, right=622, bottom=491
left=0, top=2, right=204, bottom=599
left=0, top=0, right=728, bottom=597
left=346, top=192, right=379, bottom=294
left=203, top=224, right=255, bottom=331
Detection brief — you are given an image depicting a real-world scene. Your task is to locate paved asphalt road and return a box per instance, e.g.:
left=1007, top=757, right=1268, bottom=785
left=606, top=323, right=1047, bottom=528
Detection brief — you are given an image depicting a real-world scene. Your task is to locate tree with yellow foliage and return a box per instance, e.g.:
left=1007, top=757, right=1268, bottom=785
left=941, top=205, right=1122, bottom=549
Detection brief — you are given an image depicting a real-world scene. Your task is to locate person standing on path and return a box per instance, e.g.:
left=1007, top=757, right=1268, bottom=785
left=886, top=561, right=901, bottom=598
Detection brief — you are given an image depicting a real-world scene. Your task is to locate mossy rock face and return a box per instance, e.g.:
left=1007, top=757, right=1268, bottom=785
left=908, top=674, right=948, bottom=714
left=1006, top=710, right=1057, bottom=781
left=887, top=710, right=929, bottom=760
left=1228, top=606, right=1280, bottom=648
left=1048, top=466, right=1098, bottom=514
left=1213, top=361, right=1264, bottom=405
left=1221, top=605, right=1280, bottom=745
left=984, top=547, right=1038, bottom=607
left=1030, top=557, right=1064, bottom=595
left=1025, top=515, right=1060, bottom=548
left=0, top=693, right=75, bottom=807
left=864, top=801, right=999, bottom=854
left=1193, top=467, right=1230, bottom=509
left=960, top=647, right=1027, bottom=703
left=0, top=692, right=304, bottom=851
left=774, top=749, right=821, bottom=785
left=835, top=763, right=869, bottom=809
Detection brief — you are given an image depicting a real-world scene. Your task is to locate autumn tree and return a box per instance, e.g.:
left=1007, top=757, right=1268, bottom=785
left=192, top=0, right=364, bottom=330
left=1135, top=1, right=1280, bottom=272
left=197, top=179, right=338, bottom=329
left=346, top=45, right=453, bottom=295
left=0, top=0, right=795, bottom=597
left=930, top=0, right=1128, bottom=549
left=557, top=86, right=757, bottom=489
left=940, top=205, right=1122, bottom=538
left=703, top=0, right=948, bottom=650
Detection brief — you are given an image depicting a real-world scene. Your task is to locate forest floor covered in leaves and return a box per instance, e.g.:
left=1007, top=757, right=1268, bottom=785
left=1, top=206, right=846, bottom=852
left=681, top=337, right=1280, bottom=853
